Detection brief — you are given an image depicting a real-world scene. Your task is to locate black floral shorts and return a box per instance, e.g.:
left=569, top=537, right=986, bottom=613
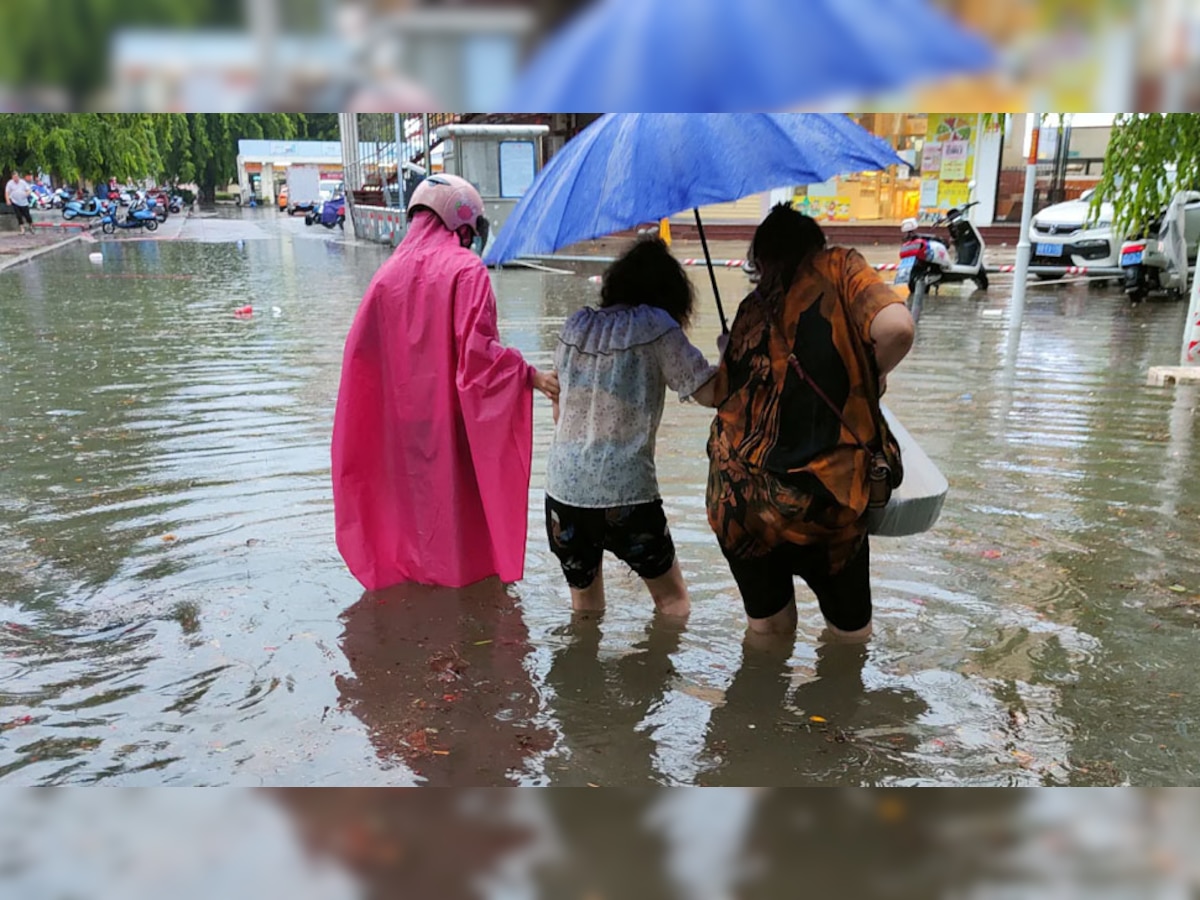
left=544, top=495, right=676, bottom=590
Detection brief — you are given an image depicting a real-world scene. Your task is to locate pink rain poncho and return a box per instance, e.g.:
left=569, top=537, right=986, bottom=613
left=332, top=212, right=534, bottom=590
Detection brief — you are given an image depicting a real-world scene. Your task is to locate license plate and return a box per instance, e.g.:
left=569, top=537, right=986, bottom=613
left=1120, top=250, right=1143, bottom=266
left=894, top=257, right=914, bottom=285
left=1036, top=242, right=1063, bottom=257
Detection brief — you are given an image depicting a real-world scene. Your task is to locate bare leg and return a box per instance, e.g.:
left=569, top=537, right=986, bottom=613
left=570, top=567, right=606, bottom=615
left=746, top=599, right=797, bottom=636
left=819, top=620, right=873, bottom=644
left=642, top=559, right=690, bottom=619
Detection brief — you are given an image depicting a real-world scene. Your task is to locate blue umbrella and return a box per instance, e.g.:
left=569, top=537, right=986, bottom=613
left=501, top=0, right=995, bottom=112
left=484, top=113, right=906, bottom=330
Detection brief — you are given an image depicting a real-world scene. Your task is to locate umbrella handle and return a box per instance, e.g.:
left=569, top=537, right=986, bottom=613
left=693, top=208, right=729, bottom=334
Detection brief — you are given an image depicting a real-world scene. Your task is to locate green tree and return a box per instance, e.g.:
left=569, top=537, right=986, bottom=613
left=0, top=113, right=162, bottom=186
left=177, top=113, right=298, bottom=201
left=0, top=0, right=243, bottom=106
left=297, top=113, right=340, bottom=141
left=1092, top=114, right=1200, bottom=237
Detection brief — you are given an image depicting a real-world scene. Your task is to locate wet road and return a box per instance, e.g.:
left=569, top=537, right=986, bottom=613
left=1, top=208, right=1199, bottom=786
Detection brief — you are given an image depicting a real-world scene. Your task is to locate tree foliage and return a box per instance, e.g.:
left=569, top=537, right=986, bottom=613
left=1092, top=114, right=1200, bottom=237
left=0, top=0, right=243, bottom=105
left=0, top=113, right=302, bottom=198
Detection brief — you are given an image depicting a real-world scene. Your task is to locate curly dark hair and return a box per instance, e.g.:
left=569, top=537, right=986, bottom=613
left=748, top=203, right=827, bottom=308
left=600, top=236, right=696, bottom=329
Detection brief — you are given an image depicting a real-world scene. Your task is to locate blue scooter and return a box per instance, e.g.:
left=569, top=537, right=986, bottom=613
left=62, top=194, right=112, bottom=220
left=100, top=199, right=159, bottom=234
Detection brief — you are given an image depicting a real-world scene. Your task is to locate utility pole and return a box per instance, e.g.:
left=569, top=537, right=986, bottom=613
left=247, top=0, right=280, bottom=105
left=1007, top=113, right=1041, bottom=348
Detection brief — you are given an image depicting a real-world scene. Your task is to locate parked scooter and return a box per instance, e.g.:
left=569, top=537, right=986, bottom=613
left=168, top=194, right=183, bottom=214
left=896, top=200, right=989, bottom=301
left=1118, top=191, right=1200, bottom=304
left=100, top=198, right=159, bottom=234
left=305, top=194, right=346, bottom=230
left=62, top=194, right=112, bottom=220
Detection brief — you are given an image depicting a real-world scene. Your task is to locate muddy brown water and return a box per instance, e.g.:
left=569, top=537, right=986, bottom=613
left=1, top=211, right=1198, bottom=786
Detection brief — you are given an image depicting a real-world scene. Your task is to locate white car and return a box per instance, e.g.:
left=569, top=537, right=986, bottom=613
left=1029, top=188, right=1117, bottom=278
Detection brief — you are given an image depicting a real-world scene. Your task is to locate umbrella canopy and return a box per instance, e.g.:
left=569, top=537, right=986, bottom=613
left=484, top=113, right=906, bottom=266
left=501, top=0, right=995, bottom=112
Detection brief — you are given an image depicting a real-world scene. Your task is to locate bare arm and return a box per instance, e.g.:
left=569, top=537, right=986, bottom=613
left=689, top=372, right=720, bottom=408
left=869, top=304, right=915, bottom=377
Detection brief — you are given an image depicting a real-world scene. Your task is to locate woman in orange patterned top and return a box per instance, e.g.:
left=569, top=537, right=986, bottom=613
left=706, top=205, right=915, bottom=641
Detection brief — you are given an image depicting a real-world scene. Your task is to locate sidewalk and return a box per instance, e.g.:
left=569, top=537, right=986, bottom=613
left=0, top=218, right=97, bottom=272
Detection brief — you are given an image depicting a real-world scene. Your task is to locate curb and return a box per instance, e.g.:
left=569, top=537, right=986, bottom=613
left=0, top=223, right=98, bottom=273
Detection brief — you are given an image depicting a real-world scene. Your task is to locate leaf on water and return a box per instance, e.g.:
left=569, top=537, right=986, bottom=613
left=1010, top=750, right=1036, bottom=767
left=1168, top=584, right=1188, bottom=593
left=473, top=640, right=493, bottom=646
left=982, top=550, right=1002, bottom=560
left=431, top=750, right=450, bottom=756
left=809, top=716, right=827, bottom=723
left=161, top=534, right=177, bottom=542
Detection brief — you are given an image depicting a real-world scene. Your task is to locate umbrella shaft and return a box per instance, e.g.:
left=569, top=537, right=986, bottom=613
left=693, top=208, right=728, bottom=333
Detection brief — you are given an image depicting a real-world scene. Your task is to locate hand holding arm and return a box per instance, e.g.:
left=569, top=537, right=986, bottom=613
left=531, top=368, right=560, bottom=403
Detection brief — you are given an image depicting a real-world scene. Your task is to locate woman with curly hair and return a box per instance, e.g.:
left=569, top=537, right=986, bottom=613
left=545, top=237, right=721, bottom=619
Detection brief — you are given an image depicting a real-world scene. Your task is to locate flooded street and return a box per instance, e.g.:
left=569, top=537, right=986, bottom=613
left=2, top=208, right=1199, bottom=786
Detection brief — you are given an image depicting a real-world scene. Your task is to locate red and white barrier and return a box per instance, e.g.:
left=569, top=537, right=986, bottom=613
left=580, top=259, right=1123, bottom=284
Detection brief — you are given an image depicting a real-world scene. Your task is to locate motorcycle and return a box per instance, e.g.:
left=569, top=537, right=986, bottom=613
left=168, top=194, right=183, bottom=214
left=100, top=199, right=159, bottom=234
left=305, top=194, right=346, bottom=230
left=62, top=194, right=113, bottom=220
left=1118, top=191, right=1200, bottom=304
left=895, top=200, right=989, bottom=302
left=149, top=193, right=169, bottom=221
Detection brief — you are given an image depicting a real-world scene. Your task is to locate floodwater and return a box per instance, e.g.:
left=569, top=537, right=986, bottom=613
left=2, top=209, right=1199, bottom=786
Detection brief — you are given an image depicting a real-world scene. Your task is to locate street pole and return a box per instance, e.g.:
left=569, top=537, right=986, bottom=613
left=1007, top=113, right=1041, bottom=346
left=422, top=114, right=432, bottom=173
left=393, top=112, right=403, bottom=208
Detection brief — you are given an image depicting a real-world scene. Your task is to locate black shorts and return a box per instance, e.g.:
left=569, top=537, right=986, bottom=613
left=545, top=495, right=676, bottom=590
left=12, top=204, right=32, bottom=226
left=724, top=538, right=871, bottom=631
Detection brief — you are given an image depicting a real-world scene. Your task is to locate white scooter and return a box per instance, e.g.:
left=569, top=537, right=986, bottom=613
left=895, top=200, right=989, bottom=296
left=1118, top=191, right=1200, bottom=305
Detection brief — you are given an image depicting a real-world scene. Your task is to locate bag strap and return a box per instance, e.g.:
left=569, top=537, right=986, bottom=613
left=754, top=280, right=887, bottom=454
left=783, top=351, right=873, bottom=455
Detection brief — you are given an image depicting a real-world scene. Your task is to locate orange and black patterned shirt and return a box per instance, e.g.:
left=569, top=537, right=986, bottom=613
left=706, top=246, right=905, bottom=570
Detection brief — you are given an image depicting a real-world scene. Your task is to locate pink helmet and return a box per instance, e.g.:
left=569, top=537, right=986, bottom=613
left=407, top=174, right=487, bottom=240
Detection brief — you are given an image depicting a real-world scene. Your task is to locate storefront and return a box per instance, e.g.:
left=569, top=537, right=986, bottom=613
left=235, top=140, right=346, bottom=205
left=792, top=114, right=1005, bottom=226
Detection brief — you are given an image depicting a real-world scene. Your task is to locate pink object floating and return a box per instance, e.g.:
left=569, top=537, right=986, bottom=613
left=233, top=305, right=253, bottom=318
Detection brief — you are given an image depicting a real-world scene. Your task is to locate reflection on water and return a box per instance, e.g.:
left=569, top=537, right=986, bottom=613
left=337, top=579, right=554, bottom=785
left=5, top=788, right=1200, bottom=898
left=699, top=640, right=928, bottom=786
left=1, top=215, right=1200, bottom=785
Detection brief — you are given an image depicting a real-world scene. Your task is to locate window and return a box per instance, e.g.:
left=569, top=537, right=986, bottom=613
left=499, top=140, right=536, bottom=199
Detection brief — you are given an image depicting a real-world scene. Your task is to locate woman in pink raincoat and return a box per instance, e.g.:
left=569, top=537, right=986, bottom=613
left=332, top=174, right=559, bottom=590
